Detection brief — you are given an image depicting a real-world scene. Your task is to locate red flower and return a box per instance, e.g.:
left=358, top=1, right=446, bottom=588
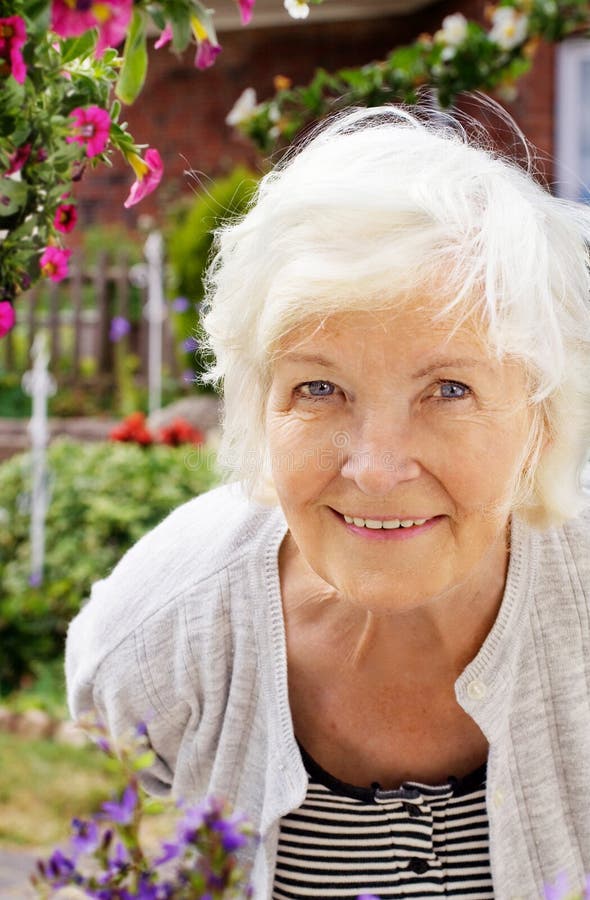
left=67, top=106, right=111, bottom=158
left=237, top=0, right=256, bottom=25
left=158, top=418, right=205, bottom=447
left=0, top=16, right=27, bottom=84
left=50, top=0, right=132, bottom=56
left=123, top=149, right=163, bottom=208
left=40, top=246, right=71, bottom=283
left=110, top=412, right=154, bottom=446
left=54, top=202, right=78, bottom=234
left=0, top=301, right=15, bottom=338
left=5, top=143, right=31, bottom=175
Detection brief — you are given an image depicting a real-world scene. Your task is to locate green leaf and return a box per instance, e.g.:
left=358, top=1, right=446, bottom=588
left=10, top=121, right=31, bottom=147
left=116, top=9, right=148, bottom=105
left=59, top=30, right=98, bottom=65
left=0, top=78, right=25, bottom=115
left=166, top=1, right=192, bottom=52
left=0, top=179, right=28, bottom=217
left=132, top=750, right=156, bottom=770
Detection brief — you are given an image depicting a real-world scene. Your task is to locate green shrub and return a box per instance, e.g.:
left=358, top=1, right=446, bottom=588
left=0, top=439, right=219, bottom=695
left=165, top=166, right=259, bottom=384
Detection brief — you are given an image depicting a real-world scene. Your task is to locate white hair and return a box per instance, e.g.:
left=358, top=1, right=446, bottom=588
left=201, top=102, right=590, bottom=528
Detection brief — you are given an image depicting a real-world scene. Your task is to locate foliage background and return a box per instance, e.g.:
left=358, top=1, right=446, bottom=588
left=0, top=439, right=218, bottom=695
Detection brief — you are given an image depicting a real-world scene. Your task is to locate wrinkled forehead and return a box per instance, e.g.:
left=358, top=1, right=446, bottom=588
left=269, top=303, right=495, bottom=366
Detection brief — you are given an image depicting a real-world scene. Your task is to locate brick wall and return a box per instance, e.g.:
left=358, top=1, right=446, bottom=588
left=74, top=0, right=554, bottom=228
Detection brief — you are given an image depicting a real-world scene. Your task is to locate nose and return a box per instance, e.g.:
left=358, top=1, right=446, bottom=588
left=338, top=412, right=422, bottom=496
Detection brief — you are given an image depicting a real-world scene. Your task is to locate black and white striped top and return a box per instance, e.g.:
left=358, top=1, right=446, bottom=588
left=273, top=746, right=492, bottom=899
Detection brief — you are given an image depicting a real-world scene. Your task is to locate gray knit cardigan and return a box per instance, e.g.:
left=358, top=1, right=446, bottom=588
left=66, top=482, right=590, bottom=900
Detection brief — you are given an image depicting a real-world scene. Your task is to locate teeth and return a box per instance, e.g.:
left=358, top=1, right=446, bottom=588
left=343, top=514, right=428, bottom=530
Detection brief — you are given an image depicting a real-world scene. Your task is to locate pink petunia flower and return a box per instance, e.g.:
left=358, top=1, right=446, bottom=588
left=40, top=246, right=72, bottom=283
left=191, top=16, right=221, bottom=70
left=50, top=0, right=94, bottom=38
left=0, top=301, right=15, bottom=338
left=123, top=148, right=163, bottom=208
left=50, top=0, right=132, bottom=56
left=237, top=0, right=256, bottom=25
left=93, top=0, right=132, bottom=56
left=54, top=202, right=78, bottom=233
left=67, top=106, right=111, bottom=158
left=0, top=16, right=27, bottom=84
left=5, top=142, right=31, bottom=175
left=154, top=23, right=172, bottom=49
left=194, top=38, right=222, bottom=70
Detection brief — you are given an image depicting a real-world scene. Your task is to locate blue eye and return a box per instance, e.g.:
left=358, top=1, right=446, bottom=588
left=437, top=381, right=470, bottom=400
left=306, top=381, right=334, bottom=396
left=295, top=380, right=336, bottom=399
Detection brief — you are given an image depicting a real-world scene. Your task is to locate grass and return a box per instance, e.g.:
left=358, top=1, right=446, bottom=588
left=0, top=731, right=126, bottom=847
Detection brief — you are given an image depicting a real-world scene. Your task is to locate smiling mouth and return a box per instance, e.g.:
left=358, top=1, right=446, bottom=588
left=333, top=511, right=436, bottom=530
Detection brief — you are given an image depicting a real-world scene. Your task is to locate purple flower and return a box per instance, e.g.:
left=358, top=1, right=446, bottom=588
left=28, top=571, right=42, bottom=588
left=71, top=817, right=100, bottom=855
left=172, top=296, right=190, bottom=313
left=212, top=813, right=248, bottom=852
left=182, top=369, right=195, bottom=384
left=109, top=315, right=131, bottom=342
left=47, top=848, right=76, bottom=884
left=101, top=784, right=137, bottom=825
left=544, top=874, right=571, bottom=900
left=99, top=840, right=129, bottom=882
left=182, top=336, right=200, bottom=352
left=154, top=840, right=181, bottom=865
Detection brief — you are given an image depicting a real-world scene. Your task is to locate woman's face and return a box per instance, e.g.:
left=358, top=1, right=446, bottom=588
left=266, top=306, right=532, bottom=614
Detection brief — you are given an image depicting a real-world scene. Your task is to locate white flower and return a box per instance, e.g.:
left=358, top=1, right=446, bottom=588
left=284, top=0, right=310, bottom=19
left=435, top=13, right=468, bottom=47
left=489, top=7, right=528, bottom=50
left=225, top=87, right=258, bottom=126
left=268, top=103, right=281, bottom=123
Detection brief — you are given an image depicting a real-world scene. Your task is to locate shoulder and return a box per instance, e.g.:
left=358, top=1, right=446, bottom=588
left=66, top=482, right=286, bottom=688
left=97, top=479, right=282, bottom=602
left=537, top=505, right=590, bottom=588
left=529, top=506, right=590, bottom=649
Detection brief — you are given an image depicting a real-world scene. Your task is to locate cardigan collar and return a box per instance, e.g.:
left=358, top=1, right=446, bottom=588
left=254, top=505, right=539, bottom=834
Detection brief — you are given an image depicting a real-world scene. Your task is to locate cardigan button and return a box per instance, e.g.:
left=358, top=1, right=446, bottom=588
left=407, top=857, right=430, bottom=874
left=466, top=678, right=487, bottom=700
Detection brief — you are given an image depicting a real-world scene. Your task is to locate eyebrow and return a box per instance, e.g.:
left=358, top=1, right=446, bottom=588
left=412, top=357, right=494, bottom=378
left=278, top=352, right=492, bottom=377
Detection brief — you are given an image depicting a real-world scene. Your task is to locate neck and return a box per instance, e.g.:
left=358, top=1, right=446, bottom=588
left=280, top=525, right=510, bottom=682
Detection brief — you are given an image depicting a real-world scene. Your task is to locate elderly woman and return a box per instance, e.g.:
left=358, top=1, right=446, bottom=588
left=66, top=105, right=590, bottom=900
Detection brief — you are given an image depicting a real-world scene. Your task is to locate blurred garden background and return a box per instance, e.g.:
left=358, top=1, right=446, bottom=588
left=0, top=0, right=588, bottom=891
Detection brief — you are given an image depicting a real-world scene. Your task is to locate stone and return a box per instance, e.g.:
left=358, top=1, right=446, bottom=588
left=11, top=709, right=54, bottom=739
left=147, top=395, right=221, bottom=434
left=53, top=720, right=89, bottom=748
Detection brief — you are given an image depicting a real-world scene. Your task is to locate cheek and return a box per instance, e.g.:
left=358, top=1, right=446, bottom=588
left=447, top=422, right=530, bottom=514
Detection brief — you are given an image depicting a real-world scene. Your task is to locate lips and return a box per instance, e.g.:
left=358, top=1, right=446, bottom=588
left=329, top=508, right=442, bottom=539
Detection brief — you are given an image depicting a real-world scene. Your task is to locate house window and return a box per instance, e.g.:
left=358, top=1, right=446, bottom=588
left=555, top=38, right=590, bottom=203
